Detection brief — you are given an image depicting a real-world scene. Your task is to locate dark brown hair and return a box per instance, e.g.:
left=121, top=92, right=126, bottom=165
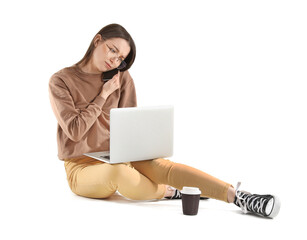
left=75, top=23, right=136, bottom=74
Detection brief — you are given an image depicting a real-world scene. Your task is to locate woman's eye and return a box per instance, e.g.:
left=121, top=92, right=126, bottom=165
left=110, top=48, right=116, bottom=53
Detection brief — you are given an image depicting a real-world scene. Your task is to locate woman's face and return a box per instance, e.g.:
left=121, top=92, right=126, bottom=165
left=92, top=35, right=131, bottom=72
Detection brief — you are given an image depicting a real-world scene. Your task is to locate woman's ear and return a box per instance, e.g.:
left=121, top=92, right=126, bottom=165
left=94, top=34, right=102, bottom=47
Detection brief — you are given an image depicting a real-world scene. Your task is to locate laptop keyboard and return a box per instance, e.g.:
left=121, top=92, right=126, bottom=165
left=100, top=155, right=110, bottom=160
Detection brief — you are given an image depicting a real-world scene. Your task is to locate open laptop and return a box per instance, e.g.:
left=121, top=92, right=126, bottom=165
left=83, top=105, right=174, bottom=164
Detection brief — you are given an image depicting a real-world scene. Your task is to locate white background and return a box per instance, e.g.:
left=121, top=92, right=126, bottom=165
left=1, top=0, right=306, bottom=239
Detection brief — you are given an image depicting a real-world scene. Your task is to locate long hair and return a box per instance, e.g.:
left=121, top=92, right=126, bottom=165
left=75, top=23, right=136, bottom=75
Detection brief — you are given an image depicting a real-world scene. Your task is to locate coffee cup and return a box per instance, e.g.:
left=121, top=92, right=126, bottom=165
left=181, top=186, right=201, bottom=215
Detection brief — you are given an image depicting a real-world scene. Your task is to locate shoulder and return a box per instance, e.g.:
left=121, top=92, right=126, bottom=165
left=120, top=70, right=134, bottom=85
left=49, top=65, right=77, bottom=86
left=50, top=65, right=76, bottom=79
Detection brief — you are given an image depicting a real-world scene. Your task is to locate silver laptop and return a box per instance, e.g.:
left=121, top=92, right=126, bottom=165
left=84, top=105, right=174, bottom=164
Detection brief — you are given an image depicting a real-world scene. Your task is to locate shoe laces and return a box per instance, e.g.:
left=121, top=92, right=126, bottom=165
left=172, top=189, right=182, bottom=199
left=235, top=182, right=270, bottom=215
left=167, top=186, right=182, bottom=199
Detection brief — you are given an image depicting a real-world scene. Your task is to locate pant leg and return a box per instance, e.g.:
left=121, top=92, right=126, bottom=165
left=64, top=156, right=166, bottom=200
left=131, top=158, right=232, bottom=203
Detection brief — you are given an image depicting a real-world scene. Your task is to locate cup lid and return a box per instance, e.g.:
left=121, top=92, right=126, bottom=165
left=181, top=186, right=201, bottom=195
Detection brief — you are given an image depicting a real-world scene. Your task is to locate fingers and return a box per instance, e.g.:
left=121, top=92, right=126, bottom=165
left=116, top=70, right=120, bottom=81
left=116, top=70, right=120, bottom=82
left=110, top=71, right=120, bottom=89
left=114, top=70, right=120, bottom=80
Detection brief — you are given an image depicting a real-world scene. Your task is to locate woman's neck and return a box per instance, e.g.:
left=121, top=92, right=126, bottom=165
left=78, top=61, right=102, bottom=74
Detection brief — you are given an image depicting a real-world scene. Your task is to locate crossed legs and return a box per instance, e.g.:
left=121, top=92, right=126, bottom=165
left=64, top=157, right=232, bottom=202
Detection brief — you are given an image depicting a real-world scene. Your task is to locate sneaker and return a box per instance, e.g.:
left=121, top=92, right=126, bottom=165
left=165, top=188, right=182, bottom=199
left=234, top=182, right=281, bottom=218
left=165, top=186, right=209, bottom=200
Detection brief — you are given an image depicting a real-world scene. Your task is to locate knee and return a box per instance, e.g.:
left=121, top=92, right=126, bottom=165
left=131, top=158, right=175, bottom=182
left=153, top=157, right=171, bottom=163
left=151, top=158, right=174, bottom=169
left=132, top=158, right=172, bottom=168
left=68, top=163, right=118, bottom=199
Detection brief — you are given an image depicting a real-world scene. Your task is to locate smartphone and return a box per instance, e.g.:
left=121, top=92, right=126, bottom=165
left=102, top=69, right=119, bottom=82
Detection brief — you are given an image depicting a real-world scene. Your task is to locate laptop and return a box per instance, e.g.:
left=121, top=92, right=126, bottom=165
left=83, top=105, right=174, bottom=164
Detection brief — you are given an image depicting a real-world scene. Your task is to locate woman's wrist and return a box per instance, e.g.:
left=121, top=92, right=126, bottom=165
left=100, top=93, right=108, bottom=100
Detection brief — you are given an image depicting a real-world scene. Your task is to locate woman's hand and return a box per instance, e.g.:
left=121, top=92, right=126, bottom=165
left=100, top=71, right=121, bottom=99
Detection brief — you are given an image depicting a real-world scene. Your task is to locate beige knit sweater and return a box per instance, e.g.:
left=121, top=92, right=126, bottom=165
left=48, top=64, right=137, bottom=160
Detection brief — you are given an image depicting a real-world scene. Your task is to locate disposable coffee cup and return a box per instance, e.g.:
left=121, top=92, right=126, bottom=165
left=181, top=187, right=201, bottom=215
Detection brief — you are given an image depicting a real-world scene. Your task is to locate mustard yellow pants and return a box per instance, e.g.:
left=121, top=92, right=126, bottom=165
left=64, top=156, right=232, bottom=202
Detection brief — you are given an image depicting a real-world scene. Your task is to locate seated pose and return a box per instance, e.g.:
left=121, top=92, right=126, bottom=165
left=48, top=23, right=280, bottom=218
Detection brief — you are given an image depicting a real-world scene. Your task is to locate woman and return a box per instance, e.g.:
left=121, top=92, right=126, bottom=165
left=48, top=23, right=280, bottom=218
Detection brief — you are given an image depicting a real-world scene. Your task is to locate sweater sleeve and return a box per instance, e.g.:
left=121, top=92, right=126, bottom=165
left=48, top=75, right=106, bottom=142
left=118, top=71, right=137, bottom=108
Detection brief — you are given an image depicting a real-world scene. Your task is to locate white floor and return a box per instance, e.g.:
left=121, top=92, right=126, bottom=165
left=1, top=160, right=304, bottom=240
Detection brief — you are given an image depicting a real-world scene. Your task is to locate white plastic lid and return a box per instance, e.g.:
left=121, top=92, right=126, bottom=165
left=181, top=186, right=201, bottom=195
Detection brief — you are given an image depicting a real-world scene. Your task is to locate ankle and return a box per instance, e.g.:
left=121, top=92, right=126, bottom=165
left=227, top=186, right=236, bottom=203
left=164, top=185, right=175, bottom=198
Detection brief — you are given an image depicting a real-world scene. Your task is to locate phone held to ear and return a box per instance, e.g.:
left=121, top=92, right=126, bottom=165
left=102, top=69, right=119, bottom=82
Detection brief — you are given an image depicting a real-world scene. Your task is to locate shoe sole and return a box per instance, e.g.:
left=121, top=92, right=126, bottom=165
left=268, top=195, right=281, bottom=218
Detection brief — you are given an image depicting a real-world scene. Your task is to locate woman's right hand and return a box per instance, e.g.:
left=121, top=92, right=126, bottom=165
left=100, top=71, right=121, bottom=99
